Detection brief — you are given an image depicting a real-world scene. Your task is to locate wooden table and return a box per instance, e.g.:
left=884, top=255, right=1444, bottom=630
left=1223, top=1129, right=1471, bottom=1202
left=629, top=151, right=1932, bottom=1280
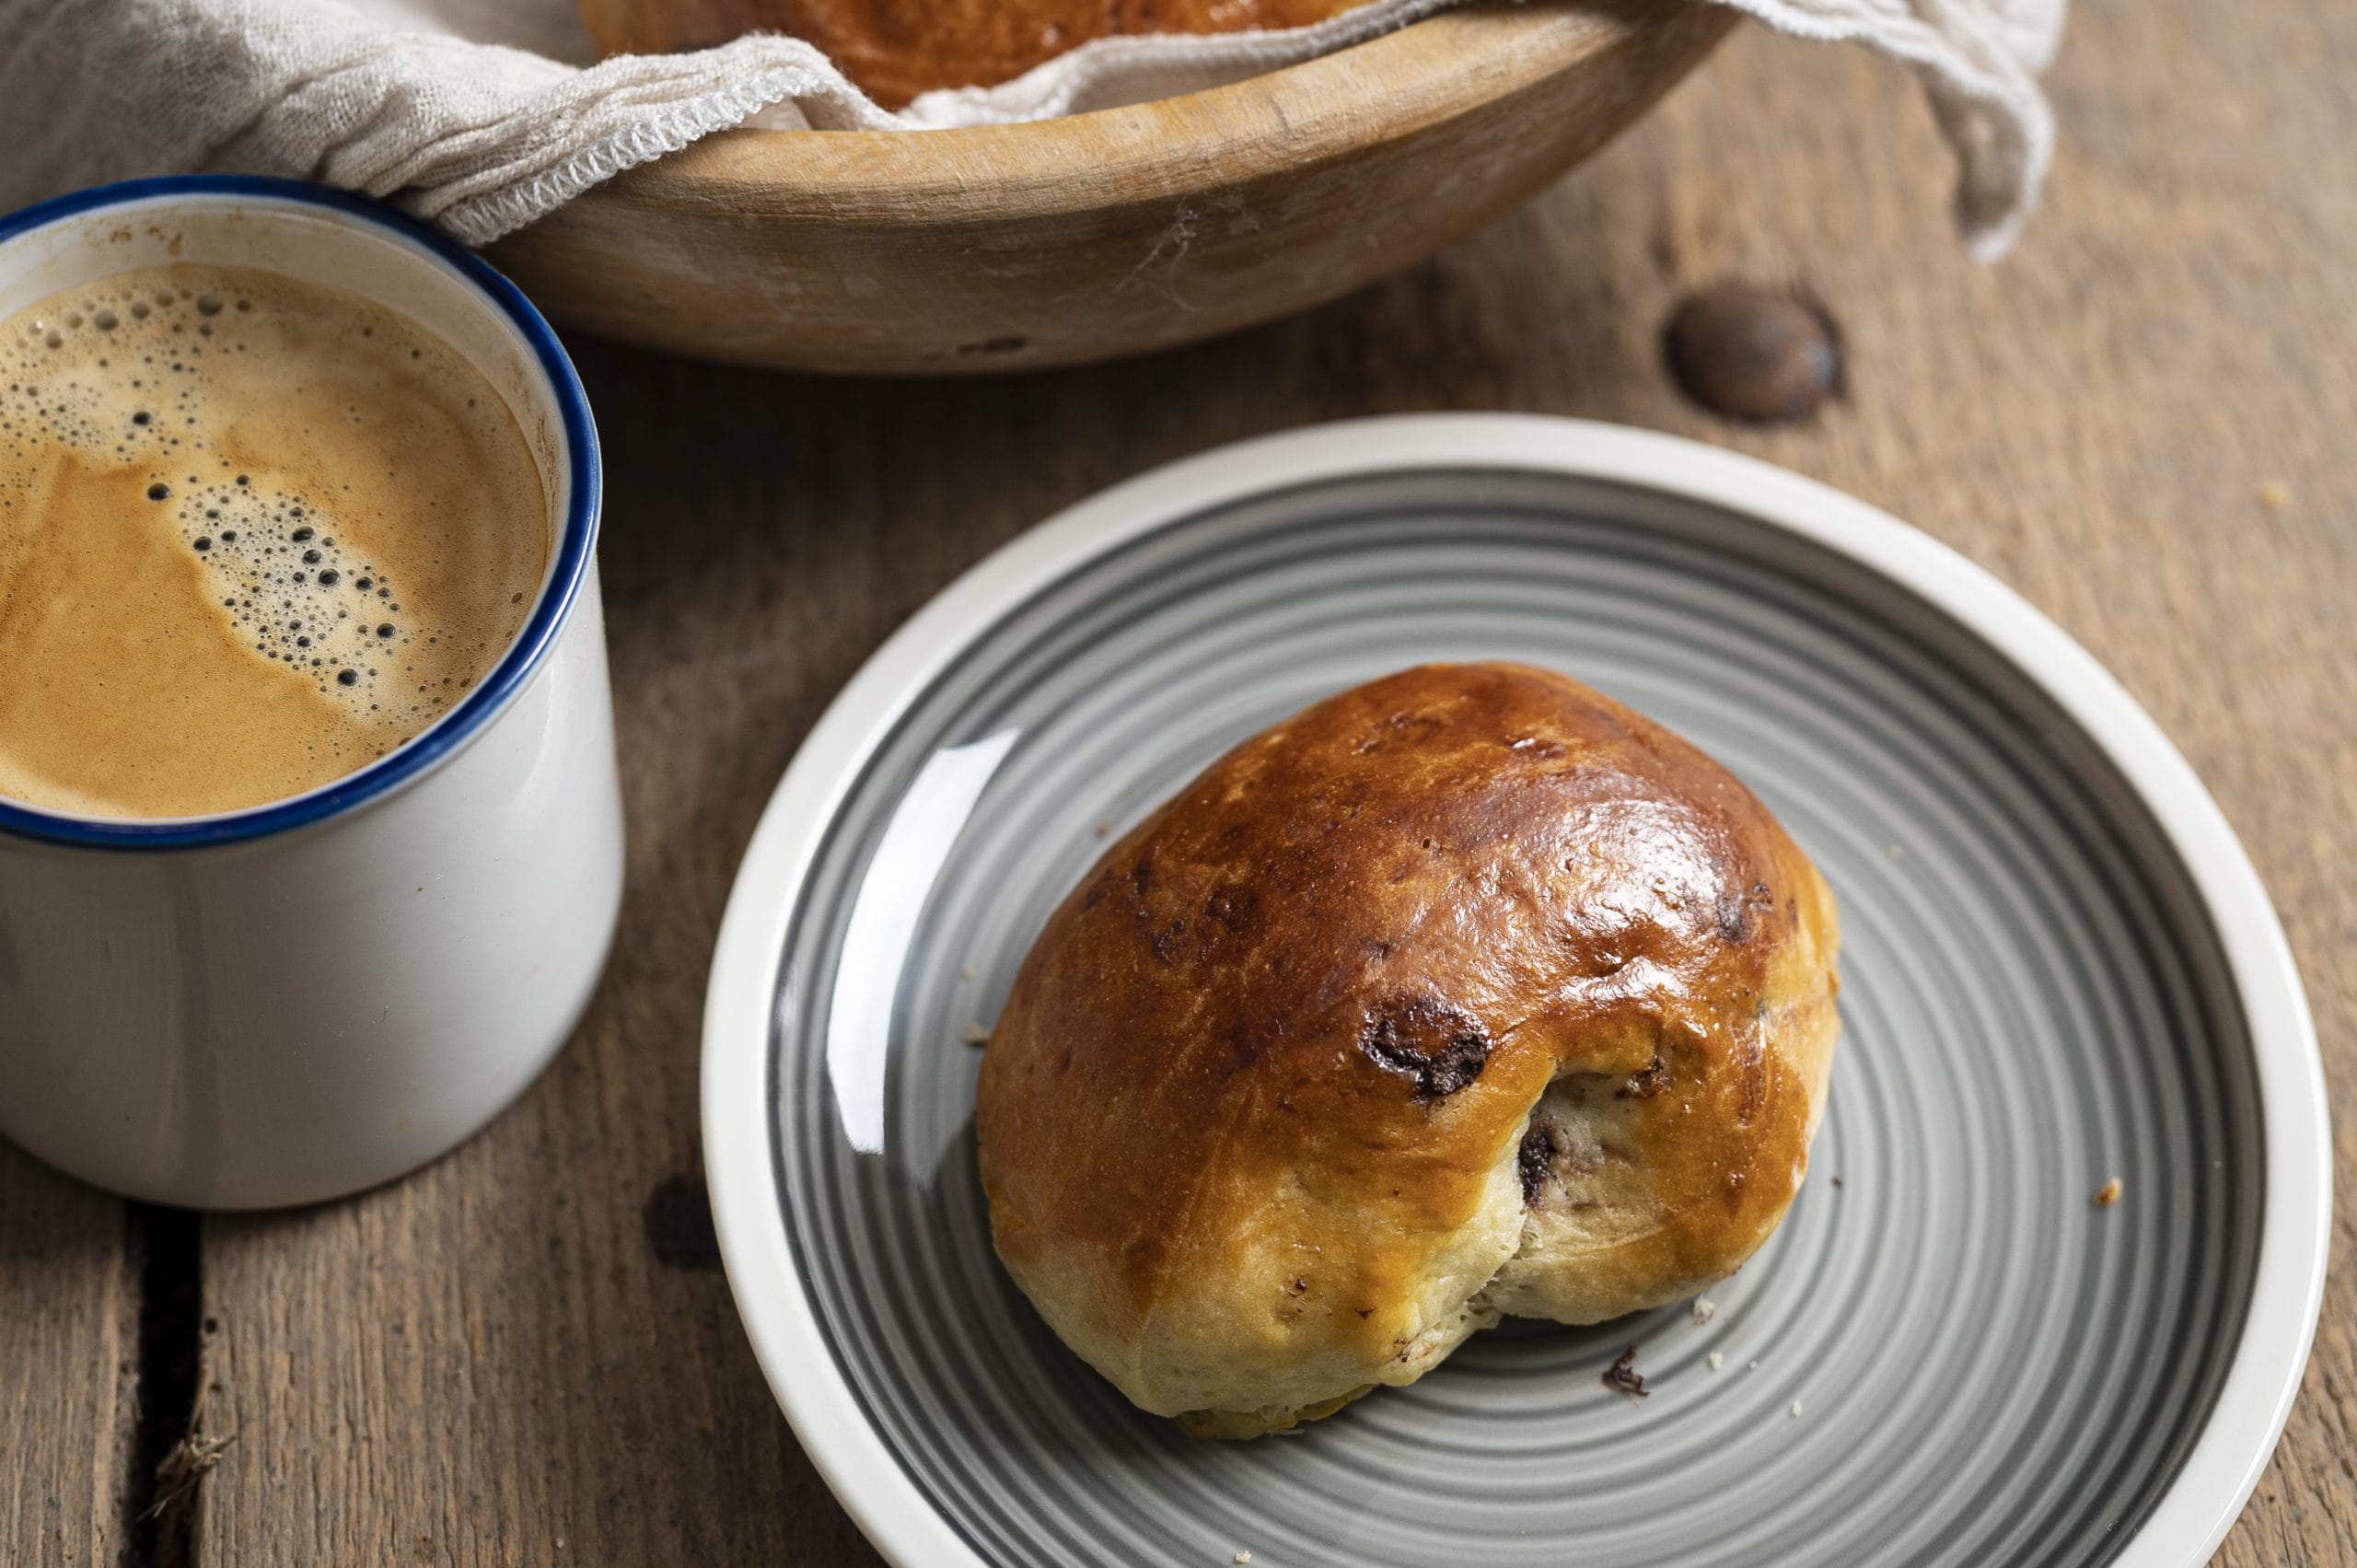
left=5, top=3, right=2351, bottom=1562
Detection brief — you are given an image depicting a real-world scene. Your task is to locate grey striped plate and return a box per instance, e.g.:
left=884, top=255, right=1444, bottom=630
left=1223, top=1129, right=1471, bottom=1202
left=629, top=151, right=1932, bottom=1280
left=702, top=417, right=2328, bottom=1568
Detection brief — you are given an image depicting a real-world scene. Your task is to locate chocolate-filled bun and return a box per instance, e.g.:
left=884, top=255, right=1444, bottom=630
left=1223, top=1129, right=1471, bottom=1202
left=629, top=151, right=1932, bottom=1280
left=976, top=663, right=1840, bottom=1437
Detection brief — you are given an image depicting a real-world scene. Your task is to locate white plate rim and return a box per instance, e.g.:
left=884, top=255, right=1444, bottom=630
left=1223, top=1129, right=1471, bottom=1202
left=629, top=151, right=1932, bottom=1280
left=700, top=413, right=2329, bottom=1568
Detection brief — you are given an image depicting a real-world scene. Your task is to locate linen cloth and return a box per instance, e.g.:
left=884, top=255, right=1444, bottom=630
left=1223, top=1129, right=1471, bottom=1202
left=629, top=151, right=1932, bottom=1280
left=0, top=0, right=2065, bottom=257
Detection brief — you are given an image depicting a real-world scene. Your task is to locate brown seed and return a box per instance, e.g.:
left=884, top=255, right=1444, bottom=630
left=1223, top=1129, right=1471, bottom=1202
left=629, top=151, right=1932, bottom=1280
left=1664, top=284, right=1843, bottom=424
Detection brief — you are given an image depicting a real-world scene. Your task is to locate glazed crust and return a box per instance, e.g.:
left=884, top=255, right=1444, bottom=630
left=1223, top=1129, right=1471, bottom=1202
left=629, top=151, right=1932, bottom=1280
left=975, top=663, right=1840, bottom=1435
left=575, top=0, right=1364, bottom=107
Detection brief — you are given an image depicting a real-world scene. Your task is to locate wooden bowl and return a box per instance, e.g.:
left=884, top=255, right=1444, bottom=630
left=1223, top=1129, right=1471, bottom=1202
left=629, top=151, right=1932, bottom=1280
left=486, top=1, right=1734, bottom=374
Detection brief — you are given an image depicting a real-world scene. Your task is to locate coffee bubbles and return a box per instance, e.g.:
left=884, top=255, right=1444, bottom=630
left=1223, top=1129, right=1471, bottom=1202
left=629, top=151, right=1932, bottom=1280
left=5, top=279, right=446, bottom=724
left=165, top=475, right=410, bottom=707
left=0, top=265, right=549, bottom=819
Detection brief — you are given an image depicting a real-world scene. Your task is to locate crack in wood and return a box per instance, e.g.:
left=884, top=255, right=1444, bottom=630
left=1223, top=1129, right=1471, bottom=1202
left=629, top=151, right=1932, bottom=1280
left=123, top=1203, right=204, bottom=1568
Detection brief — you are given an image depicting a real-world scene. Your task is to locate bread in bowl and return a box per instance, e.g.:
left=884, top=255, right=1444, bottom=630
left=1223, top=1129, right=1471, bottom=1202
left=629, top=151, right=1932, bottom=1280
left=576, top=0, right=1365, bottom=106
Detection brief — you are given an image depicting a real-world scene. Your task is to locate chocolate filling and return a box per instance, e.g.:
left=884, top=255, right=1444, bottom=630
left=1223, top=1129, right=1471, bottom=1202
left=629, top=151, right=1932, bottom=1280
left=1620, top=1054, right=1671, bottom=1099
left=1517, top=1121, right=1556, bottom=1205
left=1357, top=994, right=1492, bottom=1098
left=1717, top=877, right=1776, bottom=943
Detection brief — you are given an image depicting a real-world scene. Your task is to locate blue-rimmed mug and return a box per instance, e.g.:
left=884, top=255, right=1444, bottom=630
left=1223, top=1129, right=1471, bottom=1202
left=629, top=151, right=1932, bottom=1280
left=0, top=178, right=623, bottom=1208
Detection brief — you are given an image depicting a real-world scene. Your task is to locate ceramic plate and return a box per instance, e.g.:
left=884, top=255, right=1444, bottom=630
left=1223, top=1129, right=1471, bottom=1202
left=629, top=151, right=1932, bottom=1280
left=702, top=416, right=2328, bottom=1568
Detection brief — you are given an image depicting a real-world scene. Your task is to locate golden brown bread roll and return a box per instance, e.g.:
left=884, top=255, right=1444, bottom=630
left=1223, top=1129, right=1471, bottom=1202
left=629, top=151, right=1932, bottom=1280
left=575, top=0, right=1366, bottom=107
left=975, top=662, right=1840, bottom=1437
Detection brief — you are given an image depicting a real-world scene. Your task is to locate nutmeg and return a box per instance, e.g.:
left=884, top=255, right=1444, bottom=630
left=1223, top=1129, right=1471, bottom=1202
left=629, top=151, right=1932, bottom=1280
left=1664, top=283, right=1844, bottom=424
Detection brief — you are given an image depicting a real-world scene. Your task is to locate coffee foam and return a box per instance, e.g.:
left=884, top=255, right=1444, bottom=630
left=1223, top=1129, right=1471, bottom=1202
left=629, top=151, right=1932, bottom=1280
left=0, top=263, right=550, bottom=819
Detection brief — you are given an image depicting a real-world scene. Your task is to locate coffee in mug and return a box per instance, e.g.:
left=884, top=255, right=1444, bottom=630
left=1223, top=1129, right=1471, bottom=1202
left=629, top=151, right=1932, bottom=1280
left=0, top=263, right=550, bottom=818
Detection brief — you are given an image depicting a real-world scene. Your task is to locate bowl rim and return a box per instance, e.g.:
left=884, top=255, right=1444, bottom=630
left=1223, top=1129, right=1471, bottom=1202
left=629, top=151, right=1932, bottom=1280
left=700, top=413, right=2329, bottom=1568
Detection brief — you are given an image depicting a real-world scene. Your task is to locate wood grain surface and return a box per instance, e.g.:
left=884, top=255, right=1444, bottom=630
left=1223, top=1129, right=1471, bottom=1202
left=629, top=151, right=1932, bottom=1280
left=0, top=1147, right=138, bottom=1568
left=4, top=0, right=2353, bottom=1562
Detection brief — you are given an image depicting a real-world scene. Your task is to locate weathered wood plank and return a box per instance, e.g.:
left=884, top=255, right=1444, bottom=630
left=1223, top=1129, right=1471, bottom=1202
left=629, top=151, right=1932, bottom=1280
left=190, top=1, right=2357, bottom=1562
left=0, top=1146, right=139, bottom=1567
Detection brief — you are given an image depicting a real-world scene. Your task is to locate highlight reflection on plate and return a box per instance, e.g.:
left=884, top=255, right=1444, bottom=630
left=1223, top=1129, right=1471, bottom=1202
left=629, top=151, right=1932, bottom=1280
left=703, top=417, right=2328, bottom=1568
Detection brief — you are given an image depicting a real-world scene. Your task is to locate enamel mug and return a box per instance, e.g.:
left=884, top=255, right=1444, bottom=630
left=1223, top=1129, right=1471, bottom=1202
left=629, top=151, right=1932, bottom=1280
left=0, top=177, right=623, bottom=1208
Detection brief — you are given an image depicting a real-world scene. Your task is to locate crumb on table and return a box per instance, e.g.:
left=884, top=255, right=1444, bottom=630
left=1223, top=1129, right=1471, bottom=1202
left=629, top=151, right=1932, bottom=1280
left=2093, top=1177, right=2122, bottom=1208
left=2260, top=479, right=2290, bottom=510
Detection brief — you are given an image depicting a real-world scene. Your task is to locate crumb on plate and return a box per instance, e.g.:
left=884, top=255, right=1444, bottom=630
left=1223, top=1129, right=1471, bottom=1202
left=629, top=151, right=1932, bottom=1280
left=1602, top=1344, right=1649, bottom=1400
left=2093, top=1177, right=2122, bottom=1208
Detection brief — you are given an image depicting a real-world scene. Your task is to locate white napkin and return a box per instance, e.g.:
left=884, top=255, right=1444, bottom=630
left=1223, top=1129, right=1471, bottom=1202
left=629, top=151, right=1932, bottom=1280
left=0, top=0, right=2063, bottom=258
